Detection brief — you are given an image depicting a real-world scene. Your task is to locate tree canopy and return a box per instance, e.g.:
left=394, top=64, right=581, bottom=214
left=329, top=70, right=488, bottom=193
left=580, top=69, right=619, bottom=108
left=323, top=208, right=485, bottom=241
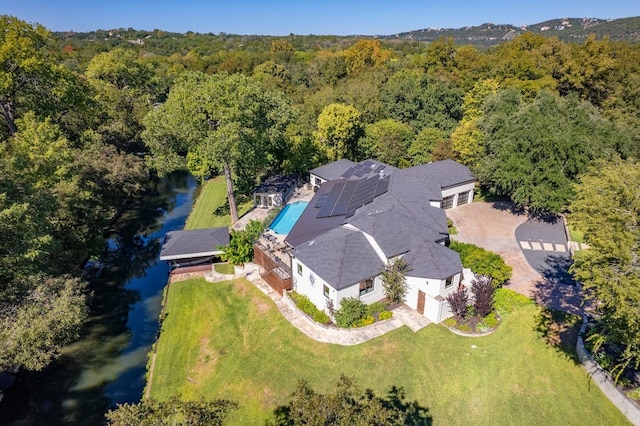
left=569, top=158, right=640, bottom=377
left=142, top=71, right=295, bottom=223
left=477, top=90, right=632, bottom=213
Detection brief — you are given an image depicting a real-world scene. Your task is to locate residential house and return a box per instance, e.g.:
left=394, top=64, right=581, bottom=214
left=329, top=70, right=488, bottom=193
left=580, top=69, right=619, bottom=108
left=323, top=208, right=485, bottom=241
left=284, top=158, right=475, bottom=323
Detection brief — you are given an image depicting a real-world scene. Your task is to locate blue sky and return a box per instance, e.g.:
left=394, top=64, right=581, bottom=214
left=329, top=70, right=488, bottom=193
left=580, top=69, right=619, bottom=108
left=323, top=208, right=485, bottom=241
left=3, top=0, right=640, bottom=35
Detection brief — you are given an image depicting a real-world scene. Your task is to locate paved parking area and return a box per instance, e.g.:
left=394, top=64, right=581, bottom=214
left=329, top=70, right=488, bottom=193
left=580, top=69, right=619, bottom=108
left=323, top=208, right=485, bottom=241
left=447, top=201, right=588, bottom=315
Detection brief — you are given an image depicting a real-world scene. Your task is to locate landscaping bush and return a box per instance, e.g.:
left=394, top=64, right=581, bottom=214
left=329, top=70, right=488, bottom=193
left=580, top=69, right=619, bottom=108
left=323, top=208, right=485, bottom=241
left=366, top=301, right=387, bottom=316
left=493, top=288, right=533, bottom=315
left=379, top=310, right=393, bottom=320
left=479, top=311, right=499, bottom=331
left=449, top=241, right=512, bottom=286
left=356, top=315, right=375, bottom=327
left=312, top=310, right=331, bottom=324
left=626, top=387, right=640, bottom=401
left=471, top=275, right=494, bottom=317
left=334, top=297, right=367, bottom=328
left=446, top=287, right=469, bottom=320
left=290, top=292, right=330, bottom=324
left=220, top=219, right=264, bottom=265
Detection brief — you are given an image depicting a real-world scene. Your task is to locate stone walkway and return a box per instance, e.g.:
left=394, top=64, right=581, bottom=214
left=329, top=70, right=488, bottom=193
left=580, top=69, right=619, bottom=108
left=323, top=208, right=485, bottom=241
left=204, top=262, right=431, bottom=345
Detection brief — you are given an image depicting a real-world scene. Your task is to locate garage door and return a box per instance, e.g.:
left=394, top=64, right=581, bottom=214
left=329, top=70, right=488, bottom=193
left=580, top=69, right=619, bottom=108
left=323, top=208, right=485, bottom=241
left=457, top=191, right=469, bottom=205
left=441, top=195, right=455, bottom=209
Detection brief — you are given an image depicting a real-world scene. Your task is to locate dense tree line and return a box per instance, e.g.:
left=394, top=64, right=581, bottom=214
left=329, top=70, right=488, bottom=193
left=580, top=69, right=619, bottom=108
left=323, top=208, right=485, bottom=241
left=2, top=12, right=640, bottom=389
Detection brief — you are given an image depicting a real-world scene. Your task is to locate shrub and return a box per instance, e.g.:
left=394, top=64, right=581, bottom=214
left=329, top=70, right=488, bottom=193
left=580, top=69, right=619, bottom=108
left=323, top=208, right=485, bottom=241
left=493, top=288, right=533, bottom=315
left=220, top=219, right=264, bottom=265
left=471, top=275, right=494, bottom=317
left=334, top=297, right=367, bottom=328
left=480, top=311, right=499, bottom=329
left=312, top=310, right=330, bottom=324
left=626, top=387, right=640, bottom=400
left=381, top=257, right=411, bottom=303
left=446, top=286, right=469, bottom=320
left=366, top=301, right=387, bottom=316
left=356, top=315, right=375, bottom=327
left=379, top=310, right=393, bottom=320
left=290, top=292, right=330, bottom=324
left=449, top=241, right=512, bottom=286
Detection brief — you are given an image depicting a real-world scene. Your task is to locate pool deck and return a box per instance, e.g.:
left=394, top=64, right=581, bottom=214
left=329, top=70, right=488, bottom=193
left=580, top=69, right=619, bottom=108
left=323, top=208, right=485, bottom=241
left=233, top=185, right=315, bottom=232
left=232, top=185, right=315, bottom=266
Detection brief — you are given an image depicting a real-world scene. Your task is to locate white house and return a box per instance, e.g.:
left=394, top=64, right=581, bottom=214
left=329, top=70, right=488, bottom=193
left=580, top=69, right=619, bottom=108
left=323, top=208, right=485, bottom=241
left=285, top=158, right=476, bottom=323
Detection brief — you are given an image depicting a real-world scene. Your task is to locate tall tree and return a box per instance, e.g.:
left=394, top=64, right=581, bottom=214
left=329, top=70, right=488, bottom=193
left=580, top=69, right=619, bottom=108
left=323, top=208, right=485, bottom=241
left=0, top=15, right=94, bottom=140
left=271, top=375, right=431, bottom=425
left=380, top=69, right=462, bottom=132
left=478, top=90, right=632, bottom=213
left=142, top=71, right=294, bottom=223
left=314, top=103, right=364, bottom=161
left=361, top=119, right=413, bottom=167
left=85, top=48, right=155, bottom=153
left=569, top=158, right=640, bottom=378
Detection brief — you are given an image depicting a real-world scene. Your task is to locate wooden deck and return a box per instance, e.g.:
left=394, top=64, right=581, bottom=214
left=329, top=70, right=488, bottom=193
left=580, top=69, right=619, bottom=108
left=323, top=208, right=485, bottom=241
left=253, top=242, right=292, bottom=295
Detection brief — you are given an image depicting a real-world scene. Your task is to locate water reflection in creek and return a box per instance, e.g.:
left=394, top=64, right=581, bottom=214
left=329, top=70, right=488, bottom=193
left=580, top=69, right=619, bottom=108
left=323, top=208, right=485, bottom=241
left=0, top=172, right=198, bottom=425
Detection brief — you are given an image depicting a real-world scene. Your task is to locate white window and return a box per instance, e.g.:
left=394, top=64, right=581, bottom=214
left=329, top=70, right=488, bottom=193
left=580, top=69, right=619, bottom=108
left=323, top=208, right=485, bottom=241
left=323, top=285, right=330, bottom=298
left=445, top=276, right=454, bottom=288
left=359, top=279, right=374, bottom=296
left=297, top=263, right=303, bottom=275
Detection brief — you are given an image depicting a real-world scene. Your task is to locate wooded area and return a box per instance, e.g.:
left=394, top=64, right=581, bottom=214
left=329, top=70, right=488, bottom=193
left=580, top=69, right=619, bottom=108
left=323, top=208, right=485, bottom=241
left=1, top=14, right=639, bottom=380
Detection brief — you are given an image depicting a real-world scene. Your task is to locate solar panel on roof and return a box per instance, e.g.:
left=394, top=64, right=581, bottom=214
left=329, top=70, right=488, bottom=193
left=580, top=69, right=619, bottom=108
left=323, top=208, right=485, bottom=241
left=362, top=160, right=373, bottom=168
left=315, top=193, right=329, bottom=208
left=341, top=166, right=356, bottom=179
left=374, top=176, right=390, bottom=197
left=331, top=180, right=358, bottom=215
left=317, top=183, right=345, bottom=218
left=373, top=165, right=385, bottom=174
left=354, top=169, right=366, bottom=177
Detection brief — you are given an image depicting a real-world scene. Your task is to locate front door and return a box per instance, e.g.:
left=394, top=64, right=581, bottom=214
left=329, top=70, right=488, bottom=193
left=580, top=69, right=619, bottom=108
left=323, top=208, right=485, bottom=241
left=417, top=290, right=425, bottom=315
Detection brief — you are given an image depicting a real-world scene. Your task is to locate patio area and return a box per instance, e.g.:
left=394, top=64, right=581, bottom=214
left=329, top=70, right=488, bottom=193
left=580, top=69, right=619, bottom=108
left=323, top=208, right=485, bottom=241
left=232, top=184, right=316, bottom=231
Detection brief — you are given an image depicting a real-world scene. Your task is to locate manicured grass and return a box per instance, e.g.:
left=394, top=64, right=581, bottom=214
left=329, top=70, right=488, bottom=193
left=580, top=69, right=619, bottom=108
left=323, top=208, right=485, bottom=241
left=185, top=176, right=254, bottom=230
left=152, top=278, right=627, bottom=425
left=569, top=225, right=585, bottom=245
left=213, top=262, right=235, bottom=275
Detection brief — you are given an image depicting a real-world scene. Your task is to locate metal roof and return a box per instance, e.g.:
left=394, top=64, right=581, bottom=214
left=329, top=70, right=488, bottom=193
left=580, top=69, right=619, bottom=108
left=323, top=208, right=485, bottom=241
left=159, top=227, right=229, bottom=261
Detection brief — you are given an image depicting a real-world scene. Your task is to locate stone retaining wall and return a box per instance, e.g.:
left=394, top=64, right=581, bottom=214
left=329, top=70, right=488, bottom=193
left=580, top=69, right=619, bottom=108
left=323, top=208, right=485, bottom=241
left=577, top=316, right=640, bottom=425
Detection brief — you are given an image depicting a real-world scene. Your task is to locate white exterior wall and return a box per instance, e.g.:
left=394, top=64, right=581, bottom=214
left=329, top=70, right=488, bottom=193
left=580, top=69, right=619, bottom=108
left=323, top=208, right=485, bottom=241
left=405, top=272, right=462, bottom=323
left=335, top=276, right=385, bottom=306
left=292, top=257, right=336, bottom=313
left=441, top=182, right=475, bottom=208
left=291, top=257, right=385, bottom=314
left=309, top=173, right=326, bottom=187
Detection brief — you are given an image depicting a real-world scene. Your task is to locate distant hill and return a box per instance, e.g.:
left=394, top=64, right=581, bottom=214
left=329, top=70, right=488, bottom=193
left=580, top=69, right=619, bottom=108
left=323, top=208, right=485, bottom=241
left=380, top=16, right=640, bottom=47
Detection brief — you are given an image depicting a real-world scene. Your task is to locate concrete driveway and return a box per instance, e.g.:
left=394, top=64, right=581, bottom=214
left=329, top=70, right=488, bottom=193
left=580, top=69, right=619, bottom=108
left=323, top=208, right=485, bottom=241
left=446, top=201, right=588, bottom=315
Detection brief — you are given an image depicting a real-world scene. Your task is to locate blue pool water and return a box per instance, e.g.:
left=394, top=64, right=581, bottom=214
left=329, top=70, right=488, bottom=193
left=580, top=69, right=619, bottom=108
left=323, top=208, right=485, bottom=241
left=270, top=201, right=309, bottom=234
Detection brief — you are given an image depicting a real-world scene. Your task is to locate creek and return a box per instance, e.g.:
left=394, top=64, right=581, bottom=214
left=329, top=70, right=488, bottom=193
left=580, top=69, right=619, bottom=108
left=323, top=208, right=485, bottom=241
left=0, top=172, right=198, bottom=425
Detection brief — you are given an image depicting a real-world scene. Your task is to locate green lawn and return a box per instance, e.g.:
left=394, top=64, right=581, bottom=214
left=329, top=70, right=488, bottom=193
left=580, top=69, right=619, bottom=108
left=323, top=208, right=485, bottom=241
left=151, top=278, right=627, bottom=425
left=569, top=225, right=585, bottom=245
left=185, top=176, right=254, bottom=230
left=213, top=262, right=235, bottom=275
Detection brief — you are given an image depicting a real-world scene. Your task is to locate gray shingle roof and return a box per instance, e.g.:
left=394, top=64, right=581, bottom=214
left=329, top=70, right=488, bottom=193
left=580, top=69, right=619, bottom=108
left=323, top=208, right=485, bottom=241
left=310, top=159, right=356, bottom=181
left=159, top=227, right=229, bottom=261
left=292, top=227, right=385, bottom=290
left=406, top=159, right=475, bottom=190
left=289, top=158, right=474, bottom=283
left=403, top=240, right=463, bottom=279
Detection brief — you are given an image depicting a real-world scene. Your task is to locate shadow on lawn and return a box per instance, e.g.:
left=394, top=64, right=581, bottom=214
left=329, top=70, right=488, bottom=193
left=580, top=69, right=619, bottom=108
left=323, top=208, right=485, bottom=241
left=534, top=307, right=581, bottom=365
left=270, top=377, right=432, bottom=425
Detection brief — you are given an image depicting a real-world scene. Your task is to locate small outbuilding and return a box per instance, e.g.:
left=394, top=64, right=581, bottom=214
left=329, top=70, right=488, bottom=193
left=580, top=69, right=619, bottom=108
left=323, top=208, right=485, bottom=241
left=159, top=227, right=229, bottom=268
left=253, top=174, right=298, bottom=209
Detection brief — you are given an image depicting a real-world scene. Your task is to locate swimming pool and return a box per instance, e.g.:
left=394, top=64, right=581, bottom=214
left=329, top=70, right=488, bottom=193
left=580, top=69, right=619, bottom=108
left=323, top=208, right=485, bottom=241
left=269, top=201, right=309, bottom=235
